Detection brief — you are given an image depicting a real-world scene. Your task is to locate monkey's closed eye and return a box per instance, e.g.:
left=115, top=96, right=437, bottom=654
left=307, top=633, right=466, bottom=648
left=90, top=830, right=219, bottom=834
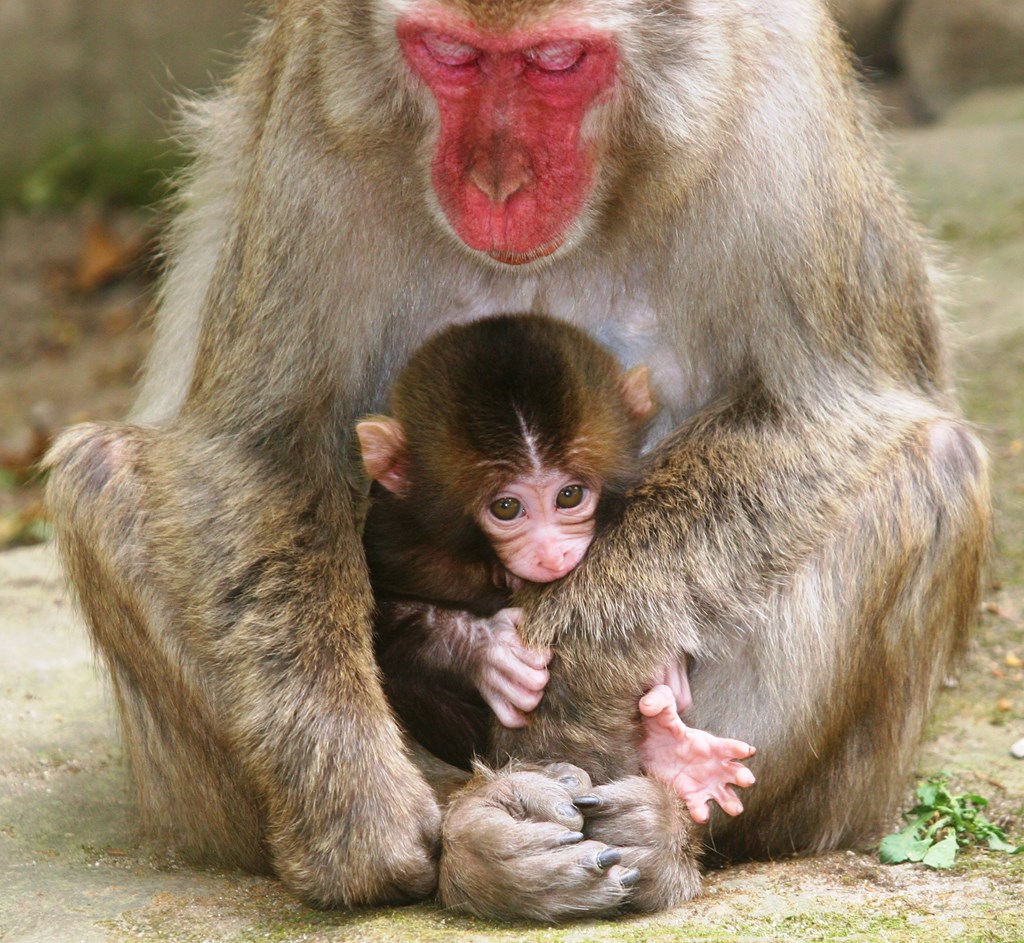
left=524, top=40, right=585, bottom=73
left=421, top=32, right=482, bottom=68
left=556, top=485, right=585, bottom=509
left=490, top=496, right=523, bottom=521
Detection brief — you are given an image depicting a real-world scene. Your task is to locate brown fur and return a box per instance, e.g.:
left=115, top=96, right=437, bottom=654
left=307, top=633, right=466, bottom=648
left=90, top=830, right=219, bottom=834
left=45, top=0, right=988, bottom=922
left=369, top=313, right=650, bottom=558
left=442, top=0, right=568, bottom=32
left=364, top=313, right=652, bottom=768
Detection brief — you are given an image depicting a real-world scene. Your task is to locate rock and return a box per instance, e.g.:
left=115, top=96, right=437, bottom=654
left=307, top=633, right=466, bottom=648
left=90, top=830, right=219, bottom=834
left=899, top=0, right=1024, bottom=117
left=828, top=0, right=902, bottom=66
left=1012, top=737, right=1024, bottom=760
left=0, top=0, right=249, bottom=177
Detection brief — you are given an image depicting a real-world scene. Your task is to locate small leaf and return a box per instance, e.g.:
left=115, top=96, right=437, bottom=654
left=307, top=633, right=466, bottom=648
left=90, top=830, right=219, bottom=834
left=922, top=834, right=959, bottom=869
left=917, top=781, right=940, bottom=807
left=880, top=832, right=933, bottom=864
left=905, top=839, right=934, bottom=862
left=880, top=833, right=914, bottom=864
left=985, top=834, right=1021, bottom=854
left=977, top=818, right=1004, bottom=837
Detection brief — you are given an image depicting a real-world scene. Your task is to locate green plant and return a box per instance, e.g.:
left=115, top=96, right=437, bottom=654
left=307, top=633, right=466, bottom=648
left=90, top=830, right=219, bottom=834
left=16, top=137, right=183, bottom=211
left=880, top=774, right=1022, bottom=869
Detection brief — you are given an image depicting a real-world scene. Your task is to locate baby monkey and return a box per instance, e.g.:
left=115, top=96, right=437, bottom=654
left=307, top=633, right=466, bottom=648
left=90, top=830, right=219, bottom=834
left=358, top=314, right=755, bottom=823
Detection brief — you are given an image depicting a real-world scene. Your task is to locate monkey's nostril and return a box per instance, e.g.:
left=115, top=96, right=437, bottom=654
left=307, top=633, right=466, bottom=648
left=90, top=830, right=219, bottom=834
left=468, top=143, right=534, bottom=205
left=469, top=165, right=529, bottom=204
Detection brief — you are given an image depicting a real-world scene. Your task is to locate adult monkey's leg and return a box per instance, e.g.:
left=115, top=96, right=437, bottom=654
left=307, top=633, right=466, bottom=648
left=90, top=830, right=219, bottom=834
left=690, top=417, right=989, bottom=860
left=440, top=398, right=988, bottom=918
left=46, top=420, right=442, bottom=906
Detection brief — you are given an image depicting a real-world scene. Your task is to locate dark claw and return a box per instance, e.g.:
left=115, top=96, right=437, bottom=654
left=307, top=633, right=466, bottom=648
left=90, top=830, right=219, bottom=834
left=556, top=802, right=579, bottom=820
left=558, top=830, right=585, bottom=846
left=619, top=867, right=641, bottom=888
left=596, top=848, right=621, bottom=869
left=558, top=774, right=581, bottom=789
left=573, top=794, right=602, bottom=810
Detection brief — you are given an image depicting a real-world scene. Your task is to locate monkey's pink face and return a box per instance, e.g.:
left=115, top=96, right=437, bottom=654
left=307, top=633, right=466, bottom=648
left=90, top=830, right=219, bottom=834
left=398, top=13, right=618, bottom=265
left=477, top=472, right=598, bottom=583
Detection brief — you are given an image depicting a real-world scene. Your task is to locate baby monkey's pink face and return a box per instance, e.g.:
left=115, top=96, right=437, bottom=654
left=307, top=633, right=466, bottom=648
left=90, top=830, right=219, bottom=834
left=476, top=470, right=598, bottom=584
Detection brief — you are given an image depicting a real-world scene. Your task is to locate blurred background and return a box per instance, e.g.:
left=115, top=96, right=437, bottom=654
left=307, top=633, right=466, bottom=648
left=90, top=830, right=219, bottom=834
left=0, top=0, right=1022, bottom=551
left=0, top=0, right=251, bottom=544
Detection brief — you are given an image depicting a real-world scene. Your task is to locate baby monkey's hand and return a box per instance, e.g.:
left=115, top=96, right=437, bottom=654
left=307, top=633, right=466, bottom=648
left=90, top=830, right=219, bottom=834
left=471, top=608, right=552, bottom=728
left=638, top=684, right=756, bottom=824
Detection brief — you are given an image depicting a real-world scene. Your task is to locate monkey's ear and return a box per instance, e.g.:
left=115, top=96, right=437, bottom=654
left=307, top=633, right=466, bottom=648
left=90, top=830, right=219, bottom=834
left=355, top=417, right=409, bottom=494
left=620, top=365, right=657, bottom=422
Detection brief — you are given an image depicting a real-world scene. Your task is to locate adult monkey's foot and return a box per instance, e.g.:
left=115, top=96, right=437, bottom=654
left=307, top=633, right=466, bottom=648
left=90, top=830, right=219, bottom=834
left=438, top=763, right=642, bottom=921
left=580, top=774, right=703, bottom=913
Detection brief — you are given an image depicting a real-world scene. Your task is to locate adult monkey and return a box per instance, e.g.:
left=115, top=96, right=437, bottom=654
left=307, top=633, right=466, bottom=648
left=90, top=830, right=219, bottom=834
left=46, top=0, right=989, bottom=923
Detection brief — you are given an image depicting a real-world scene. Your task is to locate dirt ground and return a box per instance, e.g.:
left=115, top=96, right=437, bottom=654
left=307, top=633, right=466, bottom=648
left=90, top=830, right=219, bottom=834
left=1, top=84, right=1023, bottom=942
left=0, top=208, right=154, bottom=539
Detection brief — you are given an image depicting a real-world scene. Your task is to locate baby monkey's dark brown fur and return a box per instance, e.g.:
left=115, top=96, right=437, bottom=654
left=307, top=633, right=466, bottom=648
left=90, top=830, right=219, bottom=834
left=360, top=314, right=655, bottom=767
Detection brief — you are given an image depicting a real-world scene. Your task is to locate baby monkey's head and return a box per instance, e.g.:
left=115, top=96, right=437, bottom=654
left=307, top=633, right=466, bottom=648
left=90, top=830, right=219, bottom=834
left=357, top=313, right=656, bottom=584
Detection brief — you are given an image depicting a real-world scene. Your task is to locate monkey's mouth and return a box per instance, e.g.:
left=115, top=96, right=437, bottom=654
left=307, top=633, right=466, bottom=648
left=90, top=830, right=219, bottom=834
left=487, top=238, right=564, bottom=266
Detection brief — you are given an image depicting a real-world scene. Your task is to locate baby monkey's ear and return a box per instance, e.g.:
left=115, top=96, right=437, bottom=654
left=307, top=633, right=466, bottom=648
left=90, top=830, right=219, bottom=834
left=356, top=417, right=409, bottom=494
left=620, top=365, right=657, bottom=422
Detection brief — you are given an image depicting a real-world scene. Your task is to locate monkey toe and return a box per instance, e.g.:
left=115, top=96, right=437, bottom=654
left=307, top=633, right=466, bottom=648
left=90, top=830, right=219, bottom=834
left=439, top=765, right=639, bottom=920
left=542, top=762, right=593, bottom=794
left=619, top=867, right=642, bottom=888
left=581, top=776, right=703, bottom=913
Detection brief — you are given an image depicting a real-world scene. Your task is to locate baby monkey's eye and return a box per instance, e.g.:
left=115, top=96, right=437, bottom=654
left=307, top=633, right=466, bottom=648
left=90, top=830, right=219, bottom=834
left=556, top=484, right=586, bottom=509
left=490, top=496, right=522, bottom=521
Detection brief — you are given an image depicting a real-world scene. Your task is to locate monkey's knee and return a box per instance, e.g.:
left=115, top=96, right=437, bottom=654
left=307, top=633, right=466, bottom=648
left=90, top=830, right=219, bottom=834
left=45, top=422, right=146, bottom=532
left=925, top=419, right=988, bottom=498
left=45, top=422, right=154, bottom=578
left=46, top=422, right=136, bottom=498
left=921, top=418, right=991, bottom=566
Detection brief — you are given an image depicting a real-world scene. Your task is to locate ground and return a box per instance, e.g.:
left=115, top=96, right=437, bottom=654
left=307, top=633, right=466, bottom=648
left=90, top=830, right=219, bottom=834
left=1, top=85, right=1023, bottom=942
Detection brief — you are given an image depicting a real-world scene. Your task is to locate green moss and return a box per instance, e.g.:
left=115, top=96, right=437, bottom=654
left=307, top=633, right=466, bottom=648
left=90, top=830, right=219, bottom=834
left=958, top=846, right=1024, bottom=879
left=1, top=135, right=184, bottom=213
left=98, top=896, right=1024, bottom=943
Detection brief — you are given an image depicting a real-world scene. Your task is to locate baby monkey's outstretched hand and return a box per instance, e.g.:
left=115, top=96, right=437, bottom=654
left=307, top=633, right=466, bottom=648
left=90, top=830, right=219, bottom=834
left=639, top=683, right=757, bottom=824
